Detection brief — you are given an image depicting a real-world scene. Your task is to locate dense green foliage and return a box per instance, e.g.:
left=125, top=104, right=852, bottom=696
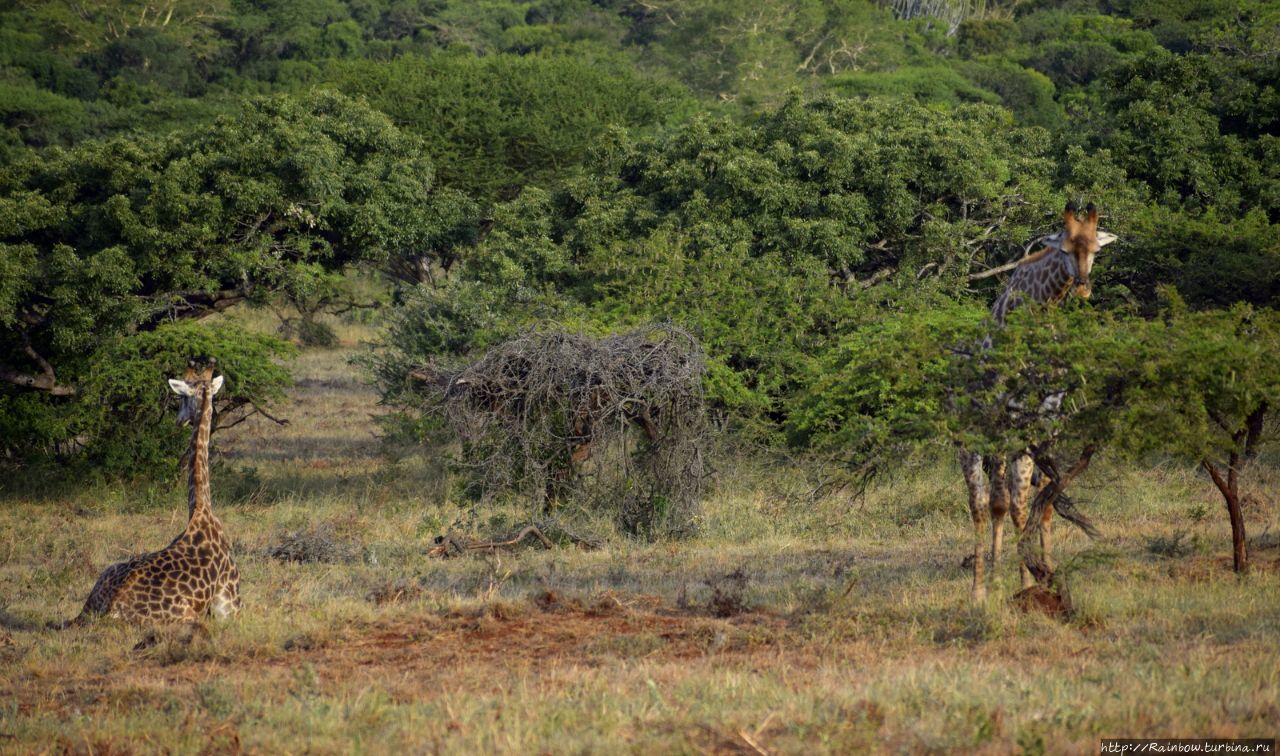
left=0, top=319, right=293, bottom=476
left=317, top=49, right=695, bottom=203
left=0, top=90, right=464, bottom=470
left=824, top=302, right=1280, bottom=466
left=77, top=321, right=295, bottom=474
left=2, top=0, right=1279, bottom=489
left=424, top=96, right=1054, bottom=428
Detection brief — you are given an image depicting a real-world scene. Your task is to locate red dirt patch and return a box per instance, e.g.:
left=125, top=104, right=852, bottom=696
left=1010, top=585, right=1071, bottom=620
left=4, top=593, right=793, bottom=722
left=310, top=591, right=786, bottom=674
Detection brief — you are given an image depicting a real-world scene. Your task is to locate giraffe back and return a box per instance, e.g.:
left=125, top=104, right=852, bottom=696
left=76, top=512, right=239, bottom=624
left=991, top=247, right=1078, bottom=325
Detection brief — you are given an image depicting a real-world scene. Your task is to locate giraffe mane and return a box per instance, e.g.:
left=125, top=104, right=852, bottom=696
left=1016, top=245, right=1059, bottom=267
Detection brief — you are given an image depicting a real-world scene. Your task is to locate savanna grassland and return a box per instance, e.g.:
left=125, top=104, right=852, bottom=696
left=2, top=312, right=1278, bottom=754
left=4, top=1, right=1280, bottom=752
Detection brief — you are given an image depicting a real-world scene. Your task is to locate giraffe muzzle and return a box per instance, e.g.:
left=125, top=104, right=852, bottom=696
left=1074, top=277, right=1092, bottom=299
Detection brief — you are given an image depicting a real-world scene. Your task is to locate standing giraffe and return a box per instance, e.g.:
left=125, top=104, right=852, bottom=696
left=65, top=360, right=241, bottom=625
left=960, top=201, right=1117, bottom=601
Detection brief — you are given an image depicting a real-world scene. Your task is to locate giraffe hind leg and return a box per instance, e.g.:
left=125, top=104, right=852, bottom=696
left=1040, top=496, right=1055, bottom=576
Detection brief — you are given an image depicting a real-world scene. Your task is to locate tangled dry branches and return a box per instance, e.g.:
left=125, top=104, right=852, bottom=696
left=412, top=324, right=710, bottom=537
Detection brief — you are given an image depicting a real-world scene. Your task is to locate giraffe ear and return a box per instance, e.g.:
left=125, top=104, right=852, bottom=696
left=168, top=379, right=195, bottom=396
left=210, top=375, right=225, bottom=396
left=1097, top=230, right=1118, bottom=248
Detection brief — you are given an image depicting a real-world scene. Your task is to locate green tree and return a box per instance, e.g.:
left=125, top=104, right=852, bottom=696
left=1108, top=303, right=1280, bottom=574
left=374, top=95, right=1058, bottom=433
left=0, top=90, right=470, bottom=468
left=75, top=321, right=295, bottom=474
left=795, top=298, right=1280, bottom=576
left=318, top=47, right=695, bottom=202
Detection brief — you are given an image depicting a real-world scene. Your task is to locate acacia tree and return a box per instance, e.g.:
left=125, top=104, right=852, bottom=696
left=794, top=297, right=1280, bottom=580
left=1117, top=303, right=1280, bottom=573
left=0, top=89, right=473, bottom=467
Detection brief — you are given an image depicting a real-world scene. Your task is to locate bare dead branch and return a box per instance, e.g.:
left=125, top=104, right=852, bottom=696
left=250, top=403, right=290, bottom=426
left=0, top=339, right=77, bottom=396
left=859, top=267, right=895, bottom=289
left=142, top=289, right=247, bottom=329
left=418, top=325, right=709, bottom=536
left=969, top=259, right=1022, bottom=281
left=0, top=361, right=76, bottom=395
left=426, top=525, right=555, bottom=558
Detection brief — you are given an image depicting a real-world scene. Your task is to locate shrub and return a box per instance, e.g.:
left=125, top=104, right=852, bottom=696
left=407, top=324, right=709, bottom=539
left=72, top=321, right=294, bottom=476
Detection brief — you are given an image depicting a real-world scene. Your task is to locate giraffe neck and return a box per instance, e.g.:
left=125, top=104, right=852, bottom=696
left=991, top=248, right=1078, bottom=326
left=187, top=382, right=213, bottom=524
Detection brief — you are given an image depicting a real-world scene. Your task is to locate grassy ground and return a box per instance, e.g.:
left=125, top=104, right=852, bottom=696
left=2, top=309, right=1278, bottom=754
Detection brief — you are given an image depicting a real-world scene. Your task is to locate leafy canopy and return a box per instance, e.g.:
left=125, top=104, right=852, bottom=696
left=0, top=90, right=468, bottom=469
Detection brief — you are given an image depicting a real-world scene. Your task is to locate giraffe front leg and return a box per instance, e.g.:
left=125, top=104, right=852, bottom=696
left=1009, top=453, right=1036, bottom=589
left=211, top=568, right=240, bottom=620
left=211, top=591, right=238, bottom=620
left=959, top=450, right=990, bottom=602
left=988, top=456, right=1010, bottom=572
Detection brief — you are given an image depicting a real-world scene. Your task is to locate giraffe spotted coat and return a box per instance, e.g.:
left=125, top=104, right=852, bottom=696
left=71, top=366, right=240, bottom=625
left=959, top=201, right=1117, bottom=601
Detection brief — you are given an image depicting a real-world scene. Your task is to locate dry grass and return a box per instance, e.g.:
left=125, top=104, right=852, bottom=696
left=2, top=307, right=1279, bottom=753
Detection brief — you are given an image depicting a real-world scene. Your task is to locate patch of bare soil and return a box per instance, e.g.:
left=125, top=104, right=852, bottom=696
left=4, top=592, right=792, bottom=720
left=302, top=590, right=787, bottom=683
left=1010, top=585, right=1071, bottom=620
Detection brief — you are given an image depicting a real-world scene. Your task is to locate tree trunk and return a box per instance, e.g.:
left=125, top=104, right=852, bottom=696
left=1243, top=401, right=1266, bottom=461
left=1202, top=453, right=1248, bottom=574
left=1226, top=485, right=1248, bottom=574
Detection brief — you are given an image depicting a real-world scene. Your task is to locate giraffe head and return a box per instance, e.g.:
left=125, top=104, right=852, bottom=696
left=1055, top=201, right=1117, bottom=299
left=168, top=359, right=224, bottom=426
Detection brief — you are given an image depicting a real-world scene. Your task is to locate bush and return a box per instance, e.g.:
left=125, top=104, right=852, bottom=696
left=955, top=58, right=1060, bottom=126
left=405, top=325, right=709, bottom=539
left=72, top=321, right=294, bottom=476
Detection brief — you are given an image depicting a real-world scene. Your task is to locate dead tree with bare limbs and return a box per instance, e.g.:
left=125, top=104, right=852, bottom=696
left=411, top=324, right=710, bottom=538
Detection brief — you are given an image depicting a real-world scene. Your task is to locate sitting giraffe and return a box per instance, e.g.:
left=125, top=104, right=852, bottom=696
left=66, top=360, right=240, bottom=625
left=960, top=201, right=1117, bottom=601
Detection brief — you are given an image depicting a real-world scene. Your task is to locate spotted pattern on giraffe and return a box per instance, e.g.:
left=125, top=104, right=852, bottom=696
left=68, top=361, right=240, bottom=626
left=959, top=201, right=1117, bottom=602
